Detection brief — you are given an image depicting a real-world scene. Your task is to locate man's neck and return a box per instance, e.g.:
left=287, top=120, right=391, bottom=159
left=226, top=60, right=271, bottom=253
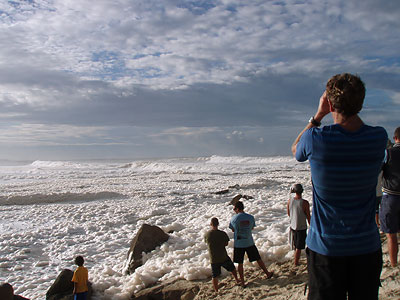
left=332, top=113, right=364, bottom=132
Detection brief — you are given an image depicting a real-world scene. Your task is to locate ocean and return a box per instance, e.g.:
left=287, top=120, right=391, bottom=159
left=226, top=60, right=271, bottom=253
left=0, top=156, right=311, bottom=299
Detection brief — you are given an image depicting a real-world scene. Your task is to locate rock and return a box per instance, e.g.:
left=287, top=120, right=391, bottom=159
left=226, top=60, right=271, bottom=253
left=229, top=194, right=242, bottom=205
left=46, top=269, right=74, bottom=300
left=229, top=194, right=254, bottom=206
left=131, top=279, right=200, bottom=300
left=0, top=283, right=30, bottom=300
left=215, top=189, right=229, bottom=195
left=127, top=224, right=170, bottom=274
left=46, top=269, right=92, bottom=300
left=228, top=184, right=240, bottom=189
left=0, top=283, right=14, bottom=300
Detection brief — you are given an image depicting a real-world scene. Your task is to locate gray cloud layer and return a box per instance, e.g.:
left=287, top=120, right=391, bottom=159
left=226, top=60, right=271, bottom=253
left=0, top=0, right=399, bottom=160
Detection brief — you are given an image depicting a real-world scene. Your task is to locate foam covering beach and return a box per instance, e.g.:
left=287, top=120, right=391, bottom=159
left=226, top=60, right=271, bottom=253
left=0, top=156, right=399, bottom=299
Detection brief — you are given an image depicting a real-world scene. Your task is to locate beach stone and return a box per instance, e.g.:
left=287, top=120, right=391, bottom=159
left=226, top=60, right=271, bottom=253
left=230, top=194, right=242, bottom=205
left=131, top=279, right=200, bottom=300
left=0, top=283, right=14, bottom=300
left=215, top=189, right=229, bottom=195
left=127, top=224, right=170, bottom=274
left=0, top=283, right=30, bottom=300
left=46, top=269, right=92, bottom=300
left=46, top=269, right=74, bottom=300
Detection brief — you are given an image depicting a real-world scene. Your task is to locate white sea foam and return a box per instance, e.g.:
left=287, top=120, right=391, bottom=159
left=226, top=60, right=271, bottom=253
left=0, top=156, right=311, bottom=299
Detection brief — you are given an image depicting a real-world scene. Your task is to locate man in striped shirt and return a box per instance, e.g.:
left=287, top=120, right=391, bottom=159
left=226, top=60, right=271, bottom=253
left=292, top=73, right=387, bottom=300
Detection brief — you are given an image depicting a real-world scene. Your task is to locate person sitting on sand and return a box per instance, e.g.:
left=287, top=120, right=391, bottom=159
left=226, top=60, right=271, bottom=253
left=72, top=256, right=89, bottom=300
left=229, top=201, right=273, bottom=287
left=204, top=217, right=241, bottom=292
left=287, top=183, right=311, bottom=266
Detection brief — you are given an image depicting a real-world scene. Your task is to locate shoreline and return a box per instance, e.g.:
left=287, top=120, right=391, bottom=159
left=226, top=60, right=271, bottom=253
left=133, top=233, right=399, bottom=300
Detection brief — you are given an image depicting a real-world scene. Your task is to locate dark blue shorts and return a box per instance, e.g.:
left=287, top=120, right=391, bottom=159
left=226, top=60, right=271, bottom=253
left=379, top=194, right=400, bottom=233
left=233, top=245, right=261, bottom=264
left=211, top=258, right=235, bottom=278
left=74, top=292, right=87, bottom=300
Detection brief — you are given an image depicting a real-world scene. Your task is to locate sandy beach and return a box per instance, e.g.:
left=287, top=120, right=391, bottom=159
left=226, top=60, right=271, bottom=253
left=193, top=234, right=400, bottom=300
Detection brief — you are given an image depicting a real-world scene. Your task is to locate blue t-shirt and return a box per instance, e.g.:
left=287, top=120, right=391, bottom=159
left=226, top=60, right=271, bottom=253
left=229, top=212, right=255, bottom=248
left=296, top=124, right=387, bottom=256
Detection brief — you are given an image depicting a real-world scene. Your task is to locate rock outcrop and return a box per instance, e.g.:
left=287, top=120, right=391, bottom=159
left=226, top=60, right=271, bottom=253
left=0, top=282, right=30, bottom=300
left=126, top=224, right=170, bottom=274
left=46, top=269, right=91, bottom=300
left=131, top=279, right=200, bottom=300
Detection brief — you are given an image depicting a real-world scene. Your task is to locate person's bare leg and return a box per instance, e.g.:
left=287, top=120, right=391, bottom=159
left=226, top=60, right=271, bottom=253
left=231, top=269, right=240, bottom=284
left=294, top=249, right=301, bottom=266
left=212, top=277, right=219, bottom=292
left=238, top=263, right=245, bottom=286
left=256, top=259, right=273, bottom=278
left=387, top=233, right=398, bottom=267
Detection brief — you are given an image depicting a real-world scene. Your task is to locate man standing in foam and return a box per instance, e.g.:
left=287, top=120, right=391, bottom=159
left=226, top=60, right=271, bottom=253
left=380, top=126, right=400, bottom=267
left=292, top=73, right=387, bottom=300
left=204, top=217, right=240, bottom=292
left=287, top=183, right=311, bottom=266
left=229, top=201, right=273, bottom=287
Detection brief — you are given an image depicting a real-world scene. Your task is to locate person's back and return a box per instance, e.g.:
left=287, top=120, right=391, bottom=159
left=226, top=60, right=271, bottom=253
left=289, top=197, right=307, bottom=231
left=72, top=256, right=88, bottom=300
left=204, top=217, right=240, bottom=292
left=292, top=73, right=388, bottom=300
left=204, top=229, right=230, bottom=263
left=230, top=212, right=255, bottom=248
left=382, top=140, right=400, bottom=195
left=298, top=124, right=387, bottom=255
left=380, top=127, right=400, bottom=267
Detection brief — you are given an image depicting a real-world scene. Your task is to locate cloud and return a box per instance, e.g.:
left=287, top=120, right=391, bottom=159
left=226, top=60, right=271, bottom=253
left=0, top=0, right=399, bottom=159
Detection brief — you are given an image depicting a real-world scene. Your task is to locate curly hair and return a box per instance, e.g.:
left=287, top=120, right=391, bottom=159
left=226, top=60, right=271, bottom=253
left=75, top=255, right=84, bottom=266
left=394, top=127, right=400, bottom=140
left=326, top=73, right=365, bottom=117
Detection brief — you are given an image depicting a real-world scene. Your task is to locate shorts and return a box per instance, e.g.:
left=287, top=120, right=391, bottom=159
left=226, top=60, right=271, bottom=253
left=379, top=194, right=400, bottom=233
left=233, top=245, right=261, bottom=264
left=291, top=228, right=306, bottom=250
left=211, top=258, right=235, bottom=278
left=74, top=292, right=88, bottom=300
left=307, top=248, right=382, bottom=300
left=375, top=196, right=382, bottom=214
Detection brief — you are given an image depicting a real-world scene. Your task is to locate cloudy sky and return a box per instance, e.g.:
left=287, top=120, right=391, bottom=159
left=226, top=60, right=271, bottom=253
left=0, top=0, right=399, bottom=161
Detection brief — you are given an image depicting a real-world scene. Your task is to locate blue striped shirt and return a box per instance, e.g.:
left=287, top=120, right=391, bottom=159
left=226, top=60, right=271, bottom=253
left=296, top=124, right=387, bottom=256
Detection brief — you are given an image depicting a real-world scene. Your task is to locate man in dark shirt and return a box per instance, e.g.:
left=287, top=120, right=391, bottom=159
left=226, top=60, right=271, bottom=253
left=380, top=126, right=400, bottom=267
left=204, top=217, right=240, bottom=292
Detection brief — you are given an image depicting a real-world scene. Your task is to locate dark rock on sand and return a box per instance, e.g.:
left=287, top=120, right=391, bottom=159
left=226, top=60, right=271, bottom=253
left=215, top=189, right=230, bottom=195
left=46, top=269, right=74, bottom=300
left=0, top=282, right=30, bottom=300
left=127, top=224, right=170, bottom=274
left=230, top=194, right=242, bottom=205
left=46, top=269, right=92, bottom=300
left=131, top=278, right=200, bottom=300
left=228, top=184, right=240, bottom=189
left=229, top=194, right=254, bottom=206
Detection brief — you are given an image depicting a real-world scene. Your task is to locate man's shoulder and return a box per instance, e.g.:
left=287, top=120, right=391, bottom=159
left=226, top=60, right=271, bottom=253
left=237, top=212, right=255, bottom=222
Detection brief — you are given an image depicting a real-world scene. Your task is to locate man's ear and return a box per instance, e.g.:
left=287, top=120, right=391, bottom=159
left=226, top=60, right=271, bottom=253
left=328, top=99, right=334, bottom=112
